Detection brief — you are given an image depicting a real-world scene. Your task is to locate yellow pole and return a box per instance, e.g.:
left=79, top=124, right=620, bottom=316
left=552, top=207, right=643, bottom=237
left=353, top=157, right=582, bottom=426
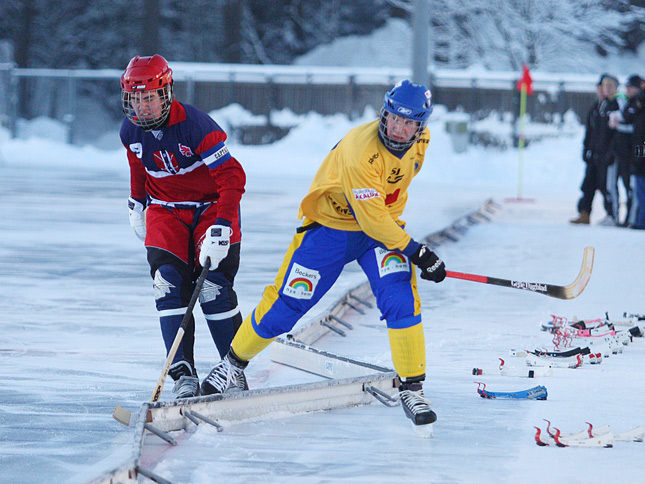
left=517, top=83, right=527, bottom=199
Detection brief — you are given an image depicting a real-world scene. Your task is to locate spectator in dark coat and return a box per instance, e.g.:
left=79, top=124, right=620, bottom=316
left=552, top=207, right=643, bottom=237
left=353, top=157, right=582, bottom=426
left=608, top=74, right=642, bottom=226
left=570, top=74, right=620, bottom=225
left=625, top=80, right=645, bottom=229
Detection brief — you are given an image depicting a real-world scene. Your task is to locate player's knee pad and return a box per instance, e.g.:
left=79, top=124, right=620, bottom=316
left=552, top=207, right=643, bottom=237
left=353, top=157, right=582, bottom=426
left=148, top=248, right=193, bottom=309
left=199, top=272, right=239, bottom=317
left=152, top=264, right=185, bottom=311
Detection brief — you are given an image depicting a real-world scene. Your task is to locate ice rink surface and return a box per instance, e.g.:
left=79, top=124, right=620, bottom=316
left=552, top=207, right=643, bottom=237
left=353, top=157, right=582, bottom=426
left=1, top=114, right=643, bottom=483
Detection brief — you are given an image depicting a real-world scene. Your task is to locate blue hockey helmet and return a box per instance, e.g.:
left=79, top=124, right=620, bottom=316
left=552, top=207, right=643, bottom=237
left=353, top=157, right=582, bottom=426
left=379, top=79, right=433, bottom=151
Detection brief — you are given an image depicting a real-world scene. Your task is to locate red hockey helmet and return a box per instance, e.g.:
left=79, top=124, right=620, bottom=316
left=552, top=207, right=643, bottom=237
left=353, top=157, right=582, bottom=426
left=121, top=55, right=174, bottom=130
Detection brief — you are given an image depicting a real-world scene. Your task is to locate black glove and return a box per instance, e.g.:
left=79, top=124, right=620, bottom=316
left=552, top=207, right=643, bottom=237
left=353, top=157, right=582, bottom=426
left=409, top=245, right=446, bottom=283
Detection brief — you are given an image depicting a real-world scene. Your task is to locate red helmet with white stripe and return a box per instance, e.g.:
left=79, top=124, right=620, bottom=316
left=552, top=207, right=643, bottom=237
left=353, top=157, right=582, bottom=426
left=121, top=55, right=173, bottom=130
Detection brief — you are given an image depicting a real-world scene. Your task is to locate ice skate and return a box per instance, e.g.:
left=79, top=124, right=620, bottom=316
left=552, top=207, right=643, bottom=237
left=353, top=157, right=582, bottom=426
left=399, top=380, right=436, bottom=437
left=201, top=352, right=248, bottom=395
left=169, top=361, right=200, bottom=399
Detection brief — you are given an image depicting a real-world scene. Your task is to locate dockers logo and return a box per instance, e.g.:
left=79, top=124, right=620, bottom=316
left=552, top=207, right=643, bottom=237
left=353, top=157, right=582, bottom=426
left=284, top=263, right=320, bottom=299
left=352, top=188, right=380, bottom=201
left=375, top=247, right=409, bottom=277
left=153, top=150, right=181, bottom=174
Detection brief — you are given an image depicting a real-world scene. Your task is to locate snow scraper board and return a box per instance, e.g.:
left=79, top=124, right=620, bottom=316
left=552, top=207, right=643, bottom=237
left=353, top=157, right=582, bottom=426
left=446, top=246, right=594, bottom=300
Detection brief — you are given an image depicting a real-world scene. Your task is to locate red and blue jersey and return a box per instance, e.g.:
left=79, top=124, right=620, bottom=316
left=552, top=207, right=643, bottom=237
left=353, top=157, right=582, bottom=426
left=119, top=100, right=246, bottom=226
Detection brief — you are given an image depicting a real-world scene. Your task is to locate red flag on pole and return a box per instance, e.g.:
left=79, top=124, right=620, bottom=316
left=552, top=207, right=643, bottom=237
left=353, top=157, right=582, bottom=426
left=516, top=64, right=533, bottom=95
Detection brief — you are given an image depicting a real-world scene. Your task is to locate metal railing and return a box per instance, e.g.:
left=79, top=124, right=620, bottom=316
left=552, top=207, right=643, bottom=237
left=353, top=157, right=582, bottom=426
left=0, top=62, right=598, bottom=145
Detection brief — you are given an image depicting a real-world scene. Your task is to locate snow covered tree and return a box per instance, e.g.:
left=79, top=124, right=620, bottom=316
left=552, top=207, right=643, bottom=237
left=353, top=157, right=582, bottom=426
left=236, top=0, right=391, bottom=64
left=391, top=0, right=642, bottom=71
left=0, top=0, right=641, bottom=71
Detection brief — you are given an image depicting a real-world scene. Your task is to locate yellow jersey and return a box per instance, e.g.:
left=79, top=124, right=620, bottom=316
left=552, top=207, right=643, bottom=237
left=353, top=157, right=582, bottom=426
left=298, top=119, right=430, bottom=252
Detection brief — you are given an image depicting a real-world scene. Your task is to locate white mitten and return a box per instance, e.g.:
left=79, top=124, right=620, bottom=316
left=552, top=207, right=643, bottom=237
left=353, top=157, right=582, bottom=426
left=199, top=225, right=232, bottom=270
left=128, top=197, right=146, bottom=241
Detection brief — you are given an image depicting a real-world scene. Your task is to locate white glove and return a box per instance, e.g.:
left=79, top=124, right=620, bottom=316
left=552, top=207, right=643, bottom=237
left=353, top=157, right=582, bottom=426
left=128, top=197, right=146, bottom=241
left=199, top=225, right=232, bottom=270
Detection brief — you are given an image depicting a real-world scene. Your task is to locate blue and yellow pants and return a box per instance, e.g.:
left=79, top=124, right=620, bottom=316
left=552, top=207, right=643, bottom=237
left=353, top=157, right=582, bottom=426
left=232, top=222, right=426, bottom=379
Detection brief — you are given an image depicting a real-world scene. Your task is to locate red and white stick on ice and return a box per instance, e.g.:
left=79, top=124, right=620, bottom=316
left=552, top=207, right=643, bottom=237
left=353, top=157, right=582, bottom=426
left=446, top=247, right=594, bottom=300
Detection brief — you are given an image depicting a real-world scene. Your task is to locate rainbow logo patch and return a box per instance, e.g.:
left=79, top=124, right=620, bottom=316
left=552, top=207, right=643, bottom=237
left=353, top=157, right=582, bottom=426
left=288, top=277, right=314, bottom=292
left=284, top=263, right=320, bottom=300
left=380, top=253, right=406, bottom=268
left=375, top=248, right=409, bottom=277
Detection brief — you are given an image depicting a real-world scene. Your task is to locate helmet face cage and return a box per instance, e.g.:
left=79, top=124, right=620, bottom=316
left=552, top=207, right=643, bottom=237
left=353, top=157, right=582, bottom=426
left=378, top=80, right=433, bottom=151
left=121, top=55, right=173, bottom=130
left=121, top=84, right=173, bottom=130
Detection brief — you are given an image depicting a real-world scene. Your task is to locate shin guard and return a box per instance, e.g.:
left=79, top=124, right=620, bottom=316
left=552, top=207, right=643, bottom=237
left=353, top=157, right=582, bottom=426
left=388, top=323, right=426, bottom=379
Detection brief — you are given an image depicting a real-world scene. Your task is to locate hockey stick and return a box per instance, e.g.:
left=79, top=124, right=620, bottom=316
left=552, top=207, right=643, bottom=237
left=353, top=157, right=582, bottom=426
left=113, top=261, right=211, bottom=426
left=445, top=246, right=594, bottom=300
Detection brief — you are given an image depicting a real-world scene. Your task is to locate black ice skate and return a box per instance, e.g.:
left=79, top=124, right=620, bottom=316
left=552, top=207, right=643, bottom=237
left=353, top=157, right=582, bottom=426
left=399, top=380, right=437, bottom=426
left=201, top=351, right=249, bottom=395
left=169, top=361, right=200, bottom=399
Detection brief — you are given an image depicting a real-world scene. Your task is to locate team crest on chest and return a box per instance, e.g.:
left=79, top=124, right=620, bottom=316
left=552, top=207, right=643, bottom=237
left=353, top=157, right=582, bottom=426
left=178, top=143, right=194, bottom=157
left=387, top=168, right=404, bottom=183
left=153, top=150, right=181, bottom=174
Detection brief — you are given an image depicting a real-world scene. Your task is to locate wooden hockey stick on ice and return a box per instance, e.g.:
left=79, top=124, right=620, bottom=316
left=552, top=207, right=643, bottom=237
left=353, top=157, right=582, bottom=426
left=113, top=261, right=211, bottom=426
left=445, top=247, right=594, bottom=300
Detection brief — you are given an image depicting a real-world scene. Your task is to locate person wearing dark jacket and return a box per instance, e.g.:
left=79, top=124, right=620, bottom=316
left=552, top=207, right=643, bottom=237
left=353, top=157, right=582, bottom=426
left=626, top=83, right=645, bottom=229
left=571, top=74, right=620, bottom=225
left=608, top=74, right=642, bottom=226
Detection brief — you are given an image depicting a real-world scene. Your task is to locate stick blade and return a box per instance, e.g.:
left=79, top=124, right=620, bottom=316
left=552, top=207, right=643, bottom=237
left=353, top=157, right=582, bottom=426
left=561, top=246, right=595, bottom=299
left=112, top=405, right=132, bottom=426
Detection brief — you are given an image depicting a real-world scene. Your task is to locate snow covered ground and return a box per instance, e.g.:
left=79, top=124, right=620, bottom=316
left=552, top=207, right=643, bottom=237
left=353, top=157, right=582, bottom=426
left=0, top=105, right=644, bottom=484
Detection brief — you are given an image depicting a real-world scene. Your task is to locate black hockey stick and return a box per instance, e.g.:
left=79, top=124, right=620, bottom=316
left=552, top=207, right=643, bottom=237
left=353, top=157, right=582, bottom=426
left=113, top=261, right=211, bottom=426
left=446, top=247, right=594, bottom=300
